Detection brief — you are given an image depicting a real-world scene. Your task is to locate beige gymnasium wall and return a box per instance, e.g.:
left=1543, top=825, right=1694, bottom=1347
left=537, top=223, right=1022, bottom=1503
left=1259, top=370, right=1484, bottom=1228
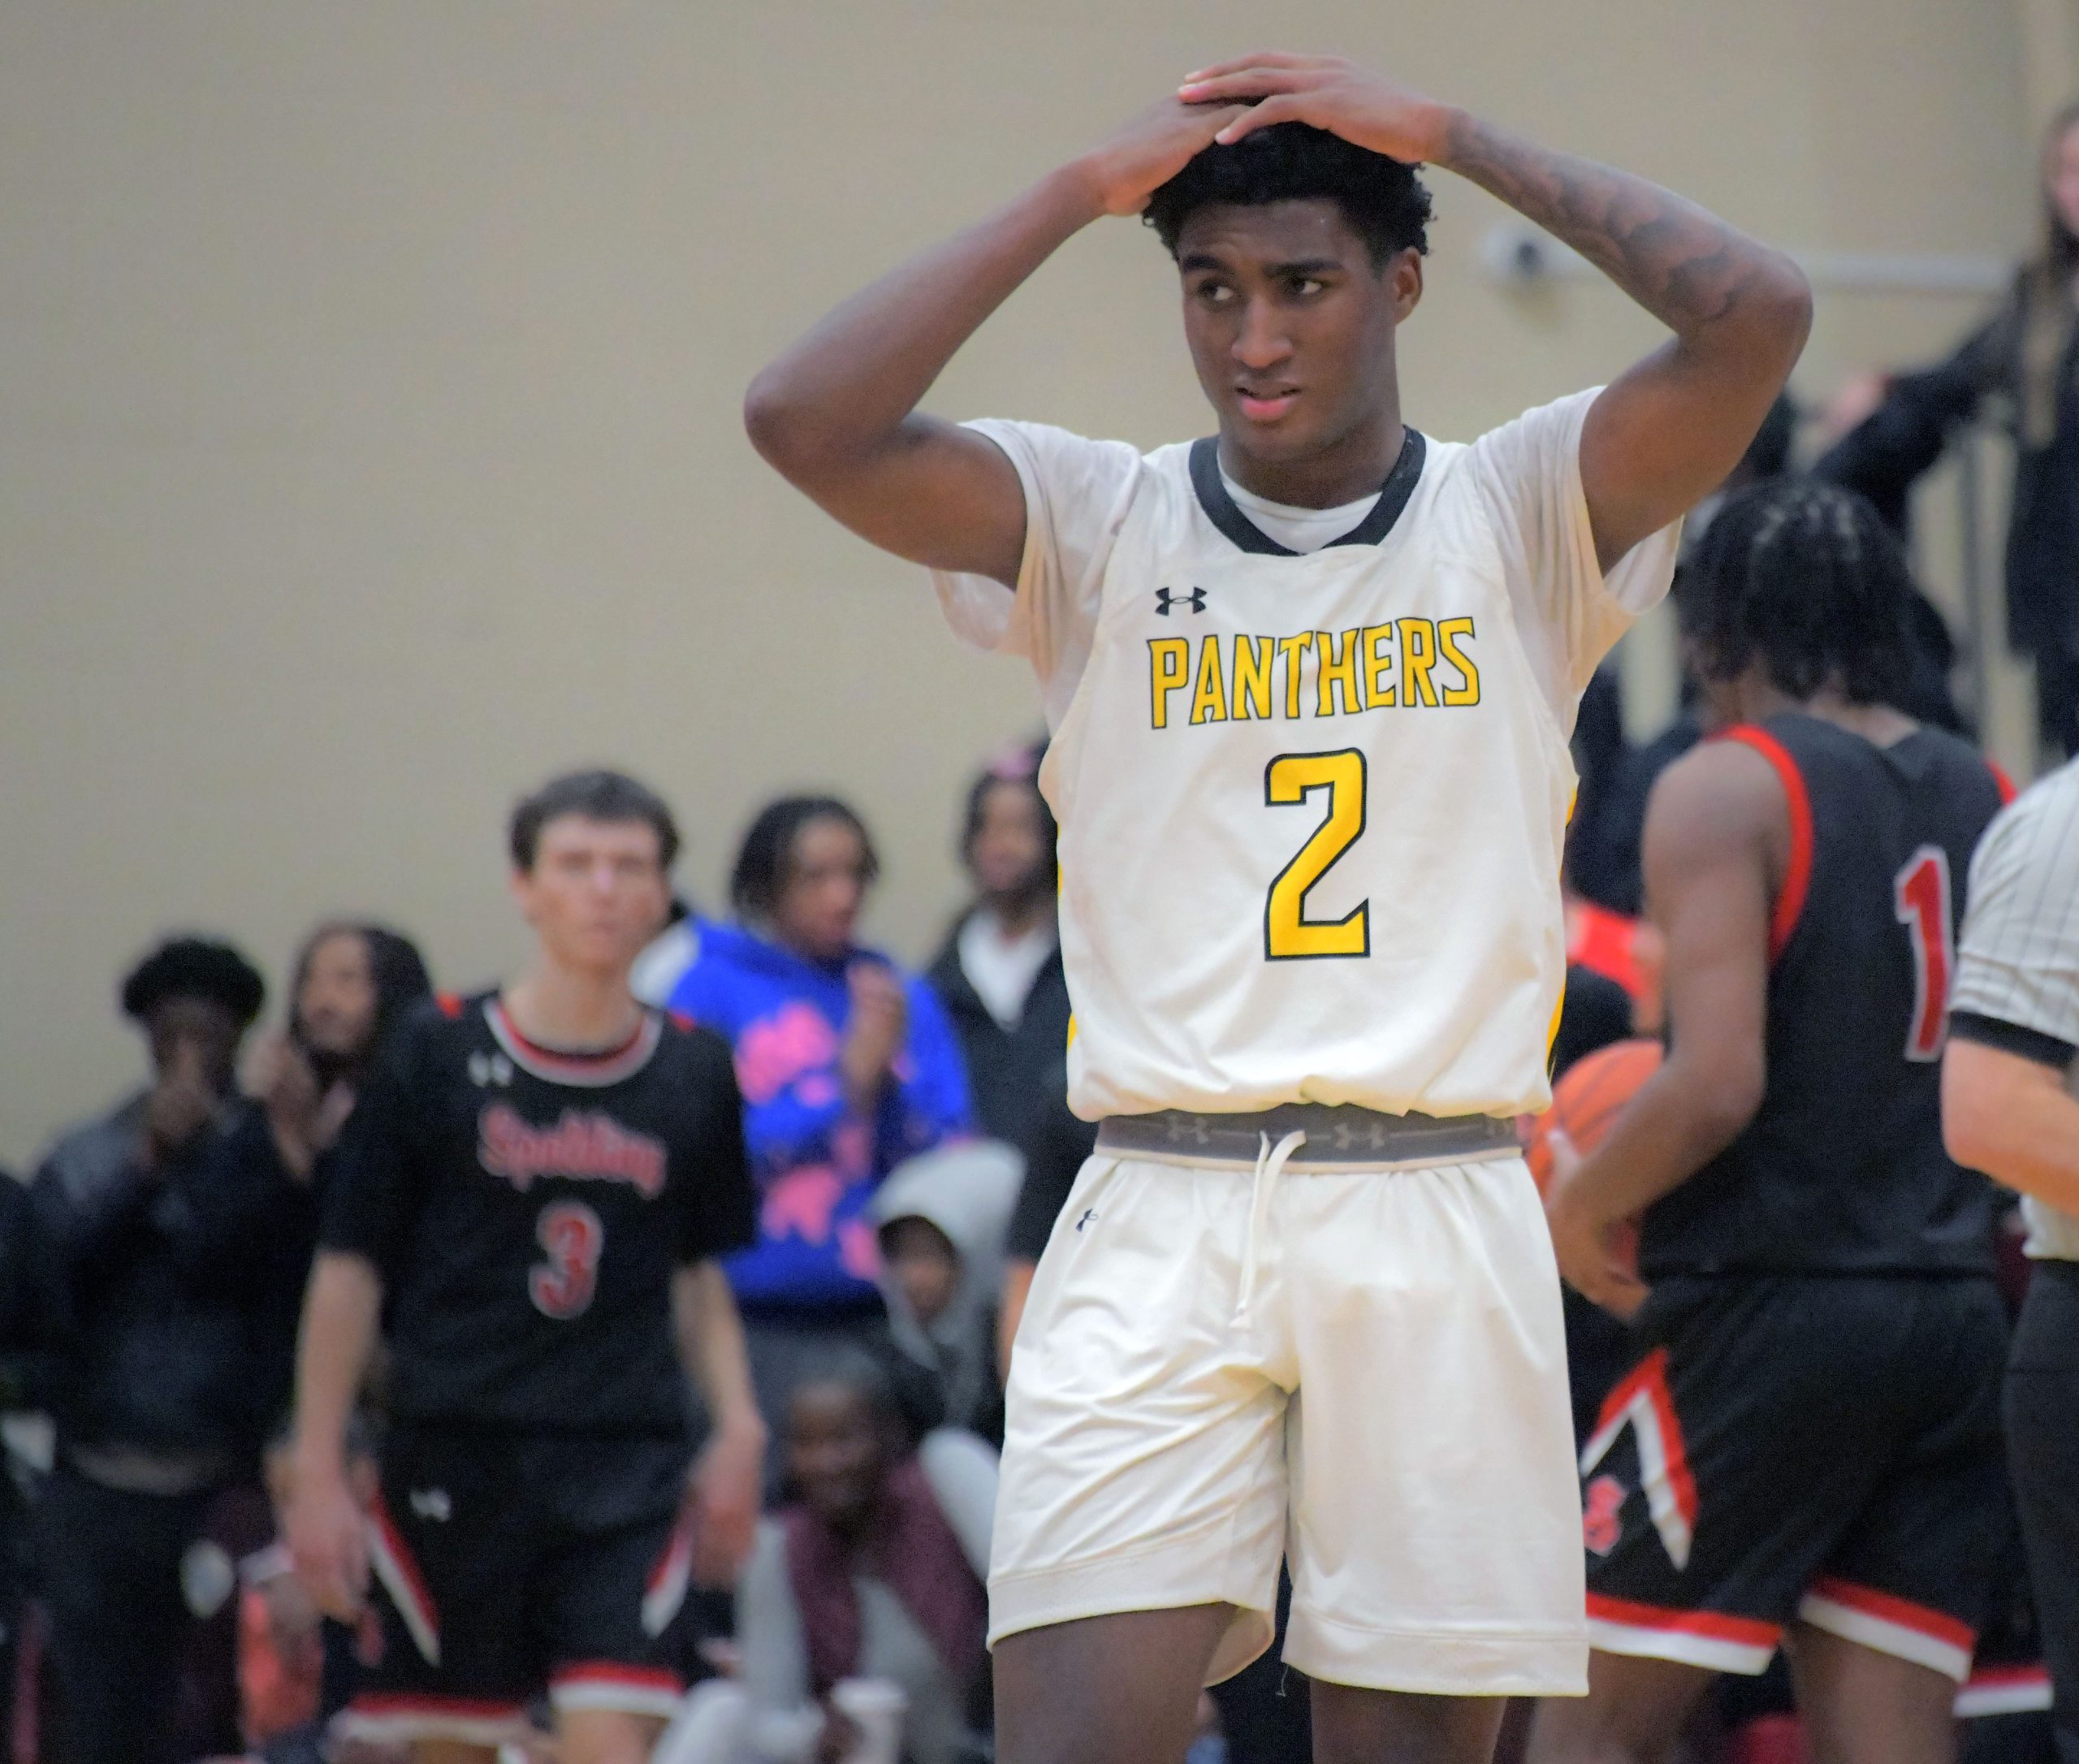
left=0, top=1, right=2060, bottom=1166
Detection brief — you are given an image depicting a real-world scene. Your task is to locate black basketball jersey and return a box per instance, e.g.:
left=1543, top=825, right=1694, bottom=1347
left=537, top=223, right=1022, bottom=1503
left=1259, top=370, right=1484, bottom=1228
left=1639, top=713, right=2008, bottom=1279
left=320, top=991, right=755, bottom=1434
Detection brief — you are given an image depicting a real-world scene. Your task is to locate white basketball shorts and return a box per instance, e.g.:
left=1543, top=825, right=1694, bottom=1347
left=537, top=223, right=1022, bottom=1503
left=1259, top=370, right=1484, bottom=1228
left=988, top=1144, right=1587, bottom=1697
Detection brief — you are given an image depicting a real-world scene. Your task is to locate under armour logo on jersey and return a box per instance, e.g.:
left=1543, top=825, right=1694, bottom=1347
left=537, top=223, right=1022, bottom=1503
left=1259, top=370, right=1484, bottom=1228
left=408, top=1488, right=453, bottom=1523
left=1075, top=1208, right=1098, bottom=1233
left=1156, top=586, right=1208, bottom=615
left=467, top=1052, right=514, bottom=1088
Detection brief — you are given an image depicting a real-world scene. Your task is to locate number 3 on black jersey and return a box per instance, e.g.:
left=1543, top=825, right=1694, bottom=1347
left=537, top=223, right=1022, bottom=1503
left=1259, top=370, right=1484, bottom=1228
left=1264, top=750, right=1371, bottom=961
left=530, top=1200, right=603, bottom=1320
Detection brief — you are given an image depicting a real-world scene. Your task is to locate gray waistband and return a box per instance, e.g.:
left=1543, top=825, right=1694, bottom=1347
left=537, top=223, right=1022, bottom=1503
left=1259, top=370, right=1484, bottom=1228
left=1096, top=1105, right=1520, bottom=1170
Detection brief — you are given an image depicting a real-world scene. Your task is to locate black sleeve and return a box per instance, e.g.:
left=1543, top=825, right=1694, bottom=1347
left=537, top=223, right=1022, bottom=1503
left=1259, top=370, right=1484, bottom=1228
left=1007, top=1092, right=1099, bottom=1265
left=1813, top=308, right=2012, bottom=529
left=316, top=1030, right=426, bottom=1278
left=675, top=1030, right=759, bottom=1266
left=1949, top=1010, right=2078, bottom=1072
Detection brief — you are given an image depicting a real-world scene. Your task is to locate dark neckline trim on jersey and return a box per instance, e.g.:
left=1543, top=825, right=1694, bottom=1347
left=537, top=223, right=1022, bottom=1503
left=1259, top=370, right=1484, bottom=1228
left=485, top=997, right=663, bottom=1088
left=1188, top=427, right=1427, bottom=558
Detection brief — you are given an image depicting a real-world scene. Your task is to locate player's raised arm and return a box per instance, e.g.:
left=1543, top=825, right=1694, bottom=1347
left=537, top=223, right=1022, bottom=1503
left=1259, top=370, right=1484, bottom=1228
left=1178, top=54, right=1813, bottom=569
left=743, top=97, right=1243, bottom=586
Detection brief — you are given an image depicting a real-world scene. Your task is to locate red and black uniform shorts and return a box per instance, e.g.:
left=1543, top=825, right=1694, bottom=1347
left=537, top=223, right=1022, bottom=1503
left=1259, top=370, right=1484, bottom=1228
left=1580, top=1273, right=2007, bottom=1683
left=339, top=1424, right=697, bottom=1745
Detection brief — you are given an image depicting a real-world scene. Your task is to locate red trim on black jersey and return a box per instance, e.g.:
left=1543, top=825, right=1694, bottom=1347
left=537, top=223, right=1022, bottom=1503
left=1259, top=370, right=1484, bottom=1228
left=1718, top=725, right=1814, bottom=963
left=1988, top=761, right=2018, bottom=806
left=347, top=1693, right=525, bottom=1721
left=484, top=997, right=663, bottom=1087
left=434, top=992, right=465, bottom=1019
left=1581, top=1347, right=1699, bottom=1568
left=1806, top=1576, right=1974, bottom=1651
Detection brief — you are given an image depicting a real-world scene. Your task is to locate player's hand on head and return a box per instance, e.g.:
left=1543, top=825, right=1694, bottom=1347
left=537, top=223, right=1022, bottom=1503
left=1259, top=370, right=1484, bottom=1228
left=1178, top=53, right=1451, bottom=162
left=1075, top=94, right=1249, bottom=217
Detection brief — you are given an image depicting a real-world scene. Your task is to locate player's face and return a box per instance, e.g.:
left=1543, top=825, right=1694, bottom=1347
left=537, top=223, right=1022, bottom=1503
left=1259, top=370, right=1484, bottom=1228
left=1174, top=199, right=1421, bottom=487
left=2051, top=119, right=2079, bottom=240
left=295, top=931, right=377, bottom=1061
left=788, top=1383, right=888, bottom=1530
left=512, top=815, right=670, bottom=979
left=771, top=816, right=871, bottom=965
left=967, top=780, right=1050, bottom=902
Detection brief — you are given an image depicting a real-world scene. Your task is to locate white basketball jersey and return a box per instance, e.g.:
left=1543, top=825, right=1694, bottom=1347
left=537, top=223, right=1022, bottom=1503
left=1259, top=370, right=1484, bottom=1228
left=935, top=390, right=1679, bottom=1122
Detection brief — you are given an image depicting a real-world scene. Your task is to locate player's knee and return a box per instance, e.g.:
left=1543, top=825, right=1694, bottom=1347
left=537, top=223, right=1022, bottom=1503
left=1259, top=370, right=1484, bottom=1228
left=1525, top=1693, right=1679, bottom=1764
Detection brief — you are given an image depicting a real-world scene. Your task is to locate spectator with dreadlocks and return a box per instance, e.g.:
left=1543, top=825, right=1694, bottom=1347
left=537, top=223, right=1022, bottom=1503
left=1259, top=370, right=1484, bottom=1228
left=1532, top=478, right=2012, bottom=1764
left=28, top=935, right=274, bottom=1764
left=206, top=922, right=434, bottom=1428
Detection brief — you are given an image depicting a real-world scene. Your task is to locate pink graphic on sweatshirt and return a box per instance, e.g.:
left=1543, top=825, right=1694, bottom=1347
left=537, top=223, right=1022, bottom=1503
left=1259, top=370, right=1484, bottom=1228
left=761, top=1165, right=843, bottom=1246
left=838, top=1218, right=882, bottom=1282
left=733, top=1003, right=839, bottom=1107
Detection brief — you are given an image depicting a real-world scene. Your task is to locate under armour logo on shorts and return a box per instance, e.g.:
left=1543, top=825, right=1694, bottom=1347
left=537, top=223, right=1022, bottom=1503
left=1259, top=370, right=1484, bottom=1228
left=1156, top=587, right=1208, bottom=615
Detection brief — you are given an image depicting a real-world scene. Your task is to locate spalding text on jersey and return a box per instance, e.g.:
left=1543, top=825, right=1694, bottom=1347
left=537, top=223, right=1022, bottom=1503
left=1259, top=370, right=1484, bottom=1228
left=1148, top=616, right=1481, bottom=730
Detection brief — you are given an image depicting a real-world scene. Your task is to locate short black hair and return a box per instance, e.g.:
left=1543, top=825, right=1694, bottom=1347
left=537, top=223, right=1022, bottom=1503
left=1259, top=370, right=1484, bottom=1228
left=1143, top=122, right=1433, bottom=267
left=508, top=768, right=679, bottom=872
left=1676, top=479, right=1916, bottom=707
left=730, top=795, right=880, bottom=920
left=119, top=936, right=266, bottom=1027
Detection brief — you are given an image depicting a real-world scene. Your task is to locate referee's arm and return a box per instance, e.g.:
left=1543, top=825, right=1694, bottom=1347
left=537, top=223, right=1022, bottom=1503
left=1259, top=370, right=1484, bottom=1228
left=1943, top=1037, right=2079, bottom=1216
left=1942, top=773, right=2079, bottom=1216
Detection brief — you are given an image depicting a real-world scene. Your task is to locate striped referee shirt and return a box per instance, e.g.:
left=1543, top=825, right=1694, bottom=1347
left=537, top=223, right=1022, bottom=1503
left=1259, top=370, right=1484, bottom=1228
left=1951, top=756, right=2079, bottom=1260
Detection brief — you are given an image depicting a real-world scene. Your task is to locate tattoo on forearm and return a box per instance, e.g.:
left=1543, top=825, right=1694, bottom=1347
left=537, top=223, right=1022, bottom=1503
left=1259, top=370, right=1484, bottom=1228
left=1439, top=112, right=1782, bottom=335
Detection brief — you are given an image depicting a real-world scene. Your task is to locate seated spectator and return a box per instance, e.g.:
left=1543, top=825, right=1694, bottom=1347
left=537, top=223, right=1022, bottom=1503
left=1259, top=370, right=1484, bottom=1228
left=869, top=1141, right=1022, bottom=1445
left=667, top=797, right=972, bottom=1465
left=926, top=747, right=1084, bottom=1156
left=28, top=935, right=267, bottom=1764
left=658, top=1357, right=995, bottom=1764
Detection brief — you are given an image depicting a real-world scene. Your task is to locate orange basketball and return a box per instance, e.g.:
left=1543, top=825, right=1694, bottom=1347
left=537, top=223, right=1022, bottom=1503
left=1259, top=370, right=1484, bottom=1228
left=1524, top=1039, right=1662, bottom=1286
left=1525, top=1036, right=1664, bottom=1192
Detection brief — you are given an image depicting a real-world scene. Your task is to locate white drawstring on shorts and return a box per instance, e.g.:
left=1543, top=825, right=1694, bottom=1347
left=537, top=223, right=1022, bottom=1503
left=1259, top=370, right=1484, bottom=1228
left=1234, top=1128, right=1307, bottom=1325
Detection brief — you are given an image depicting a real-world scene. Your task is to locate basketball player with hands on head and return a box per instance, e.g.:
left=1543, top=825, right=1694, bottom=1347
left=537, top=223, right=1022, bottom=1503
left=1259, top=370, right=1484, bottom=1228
left=287, top=771, right=766, bottom=1764
left=1533, top=485, right=2012, bottom=1764
left=750, top=52, right=1808, bottom=1764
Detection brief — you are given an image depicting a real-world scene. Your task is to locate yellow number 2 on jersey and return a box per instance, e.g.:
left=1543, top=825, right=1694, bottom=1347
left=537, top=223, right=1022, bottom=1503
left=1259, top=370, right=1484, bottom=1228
left=1264, top=750, right=1371, bottom=961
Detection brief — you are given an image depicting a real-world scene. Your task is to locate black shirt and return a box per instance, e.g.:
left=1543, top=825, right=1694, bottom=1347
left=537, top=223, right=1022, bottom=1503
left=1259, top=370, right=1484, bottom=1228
left=320, top=992, right=755, bottom=1435
left=1640, top=715, right=2007, bottom=1279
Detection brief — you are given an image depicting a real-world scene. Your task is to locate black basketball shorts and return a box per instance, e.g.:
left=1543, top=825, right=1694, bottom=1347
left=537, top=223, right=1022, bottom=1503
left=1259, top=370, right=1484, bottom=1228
left=339, top=1424, right=696, bottom=1745
left=1580, top=1273, right=2007, bottom=1683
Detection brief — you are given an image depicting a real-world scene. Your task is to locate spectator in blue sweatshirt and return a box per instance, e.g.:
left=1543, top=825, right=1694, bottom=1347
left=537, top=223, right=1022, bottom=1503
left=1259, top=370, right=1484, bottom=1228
left=668, top=795, right=973, bottom=1473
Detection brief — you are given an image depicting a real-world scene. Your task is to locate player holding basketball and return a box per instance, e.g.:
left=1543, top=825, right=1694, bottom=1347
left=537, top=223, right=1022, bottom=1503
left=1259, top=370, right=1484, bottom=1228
left=749, top=54, right=1808, bottom=1764
left=1534, top=482, right=2010, bottom=1764
left=286, top=771, right=767, bottom=1764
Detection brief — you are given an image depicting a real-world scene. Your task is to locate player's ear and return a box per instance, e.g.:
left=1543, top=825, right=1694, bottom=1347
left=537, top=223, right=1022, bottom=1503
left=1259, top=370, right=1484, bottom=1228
left=1386, top=248, right=1423, bottom=323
